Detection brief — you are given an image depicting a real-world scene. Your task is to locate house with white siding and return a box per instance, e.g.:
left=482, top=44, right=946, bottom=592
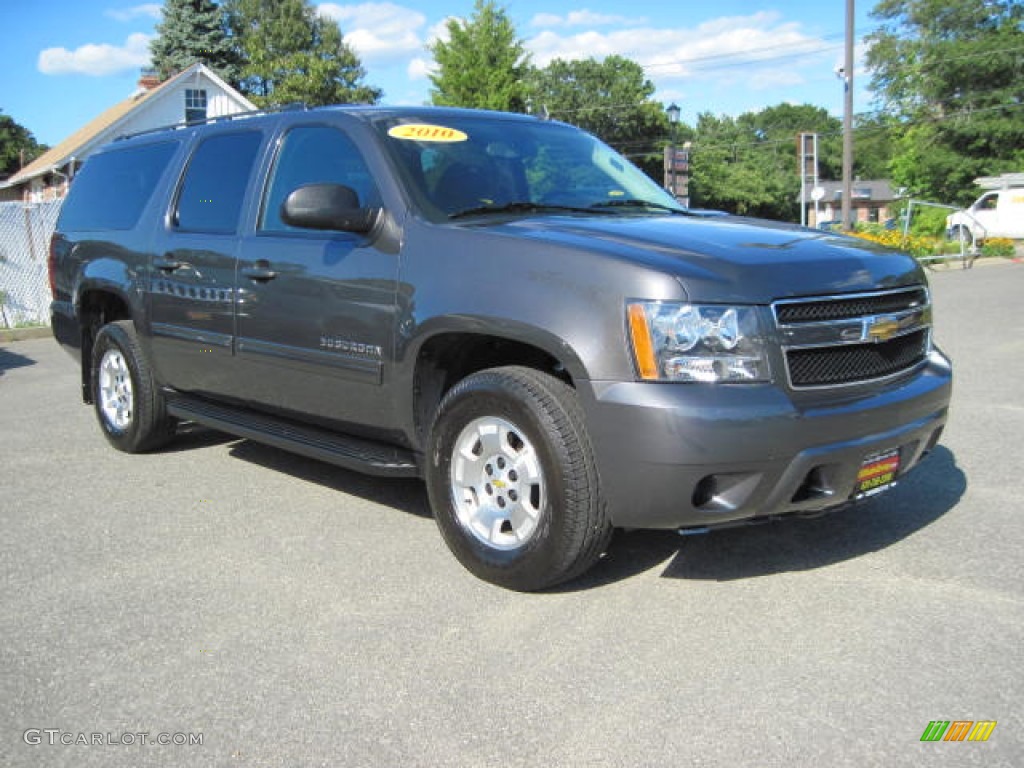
left=0, top=63, right=256, bottom=202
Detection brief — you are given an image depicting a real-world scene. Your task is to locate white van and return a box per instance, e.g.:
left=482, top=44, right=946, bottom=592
left=947, top=187, right=1024, bottom=242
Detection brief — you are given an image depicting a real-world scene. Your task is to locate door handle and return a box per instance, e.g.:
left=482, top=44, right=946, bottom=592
left=153, top=255, right=184, bottom=272
left=241, top=262, right=278, bottom=282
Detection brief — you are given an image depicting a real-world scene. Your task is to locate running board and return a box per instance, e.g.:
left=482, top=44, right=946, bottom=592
left=166, top=394, right=420, bottom=478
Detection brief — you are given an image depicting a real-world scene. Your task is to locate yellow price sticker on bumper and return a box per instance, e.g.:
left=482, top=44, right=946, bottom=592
left=388, top=124, right=468, bottom=142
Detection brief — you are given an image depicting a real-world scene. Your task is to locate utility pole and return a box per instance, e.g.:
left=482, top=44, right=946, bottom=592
left=841, top=0, right=855, bottom=231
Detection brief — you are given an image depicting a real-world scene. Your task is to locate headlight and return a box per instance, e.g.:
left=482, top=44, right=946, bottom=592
left=627, top=301, right=771, bottom=382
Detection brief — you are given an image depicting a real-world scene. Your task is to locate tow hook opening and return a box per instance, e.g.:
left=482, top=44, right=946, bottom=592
left=791, top=465, right=839, bottom=504
left=691, top=472, right=762, bottom=513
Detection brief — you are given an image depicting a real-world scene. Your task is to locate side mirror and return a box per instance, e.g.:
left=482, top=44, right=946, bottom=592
left=281, top=183, right=379, bottom=233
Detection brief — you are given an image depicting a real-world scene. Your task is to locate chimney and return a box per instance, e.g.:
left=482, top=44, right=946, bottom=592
left=137, top=67, right=161, bottom=91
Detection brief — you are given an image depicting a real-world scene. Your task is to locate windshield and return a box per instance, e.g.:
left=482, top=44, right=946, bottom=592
left=373, top=114, right=684, bottom=221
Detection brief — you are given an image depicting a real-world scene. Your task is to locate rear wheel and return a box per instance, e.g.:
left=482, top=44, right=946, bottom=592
left=92, top=320, right=176, bottom=452
left=426, top=366, right=612, bottom=591
left=949, top=225, right=973, bottom=244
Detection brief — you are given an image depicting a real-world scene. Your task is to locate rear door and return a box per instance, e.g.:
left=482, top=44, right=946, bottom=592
left=231, top=122, right=400, bottom=427
left=147, top=129, right=265, bottom=395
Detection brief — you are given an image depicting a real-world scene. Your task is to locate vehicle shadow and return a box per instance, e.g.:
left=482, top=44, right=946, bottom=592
left=561, top=445, right=966, bottom=590
left=225, top=438, right=432, bottom=519
left=180, top=428, right=964, bottom=590
left=0, top=346, right=36, bottom=376
left=160, top=422, right=239, bottom=453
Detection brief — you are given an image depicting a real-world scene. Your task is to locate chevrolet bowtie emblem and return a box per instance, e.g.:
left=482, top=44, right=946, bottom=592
left=867, top=316, right=901, bottom=343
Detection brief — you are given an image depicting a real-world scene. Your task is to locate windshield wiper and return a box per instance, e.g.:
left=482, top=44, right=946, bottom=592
left=589, top=199, right=688, bottom=214
left=448, top=201, right=613, bottom=220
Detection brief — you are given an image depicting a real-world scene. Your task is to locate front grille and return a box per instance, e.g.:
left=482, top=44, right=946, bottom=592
left=787, top=329, right=930, bottom=387
left=774, top=287, right=932, bottom=389
left=775, top=287, right=928, bottom=324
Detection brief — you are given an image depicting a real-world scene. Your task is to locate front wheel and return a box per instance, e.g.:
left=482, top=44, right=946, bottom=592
left=425, top=366, right=612, bottom=591
left=91, top=320, right=176, bottom=453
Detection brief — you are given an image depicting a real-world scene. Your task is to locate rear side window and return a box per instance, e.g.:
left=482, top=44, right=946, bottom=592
left=175, top=131, right=262, bottom=233
left=260, top=125, right=380, bottom=232
left=58, top=141, right=177, bottom=231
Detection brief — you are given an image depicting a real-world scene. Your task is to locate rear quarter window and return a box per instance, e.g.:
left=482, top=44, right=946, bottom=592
left=58, top=141, right=178, bottom=231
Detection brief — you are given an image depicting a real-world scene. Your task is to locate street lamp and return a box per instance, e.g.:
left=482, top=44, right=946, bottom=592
left=666, top=103, right=680, bottom=199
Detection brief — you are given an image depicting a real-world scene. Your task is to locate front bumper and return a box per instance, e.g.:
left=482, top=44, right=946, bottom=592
left=580, top=349, right=953, bottom=529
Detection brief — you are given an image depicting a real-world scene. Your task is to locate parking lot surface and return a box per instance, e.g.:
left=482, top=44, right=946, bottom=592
left=2, top=261, right=1022, bottom=767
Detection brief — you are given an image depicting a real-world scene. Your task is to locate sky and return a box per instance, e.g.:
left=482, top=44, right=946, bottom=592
left=0, top=1, right=880, bottom=148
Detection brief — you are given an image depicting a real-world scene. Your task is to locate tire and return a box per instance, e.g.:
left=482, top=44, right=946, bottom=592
left=949, top=225, right=973, bottom=244
left=91, top=320, right=176, bottom=453
left=425, top=366, right=612, bottom=591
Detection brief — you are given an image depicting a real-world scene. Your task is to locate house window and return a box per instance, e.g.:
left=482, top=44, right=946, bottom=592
left=185, top=89, right=208, bottom=124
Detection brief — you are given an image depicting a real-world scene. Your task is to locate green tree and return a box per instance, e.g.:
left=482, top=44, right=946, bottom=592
left=226, top=0, right=381, bottom=107
left=429, top=0, right=530, bottom=112
left=150, top=0, right=241, bottom=83
left=690, top=104, right=842, bottom=220
left=0, top=110, right=45, bottom=177
left=527, top=56, right=667, bottom=153
left=866, top=0, right=1024, bottom=204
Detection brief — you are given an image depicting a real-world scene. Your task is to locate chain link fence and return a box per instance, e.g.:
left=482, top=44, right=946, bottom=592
left=0, top=200, right=62, bottom=327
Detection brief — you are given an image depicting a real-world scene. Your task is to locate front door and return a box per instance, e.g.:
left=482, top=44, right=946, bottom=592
left=232, top=124, right=400, bottom=429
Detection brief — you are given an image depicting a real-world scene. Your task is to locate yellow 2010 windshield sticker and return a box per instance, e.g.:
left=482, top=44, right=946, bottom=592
left=388, top=124, right=468, bottom=142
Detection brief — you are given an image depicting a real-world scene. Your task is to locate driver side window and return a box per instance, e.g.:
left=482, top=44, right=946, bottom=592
left=261, top=125, right=379, bottom=232
left=978, top=194, right=998, bottom=211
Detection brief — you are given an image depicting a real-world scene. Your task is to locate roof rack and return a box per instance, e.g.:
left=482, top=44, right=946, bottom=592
left=115, top=102, right=310, bottom=142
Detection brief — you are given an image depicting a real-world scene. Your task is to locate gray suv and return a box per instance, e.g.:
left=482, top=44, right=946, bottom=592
left=48, top=106, right=952, bottom=590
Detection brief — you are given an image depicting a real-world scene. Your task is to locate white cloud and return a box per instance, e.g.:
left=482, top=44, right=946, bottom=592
left=319, top=2, right=426, bottom=63
left=105, top=4, right=162, bottom=22
left=407, top=57, right=432, bottom=80
left=38, top=33, right=152, bottom=76
left=531, top=10, right=648, bottom=28
left=426, top=17, right=458, bottom=46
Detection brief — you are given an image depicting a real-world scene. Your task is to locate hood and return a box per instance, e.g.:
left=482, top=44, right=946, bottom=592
left=471, top=213, right=926, bottom=304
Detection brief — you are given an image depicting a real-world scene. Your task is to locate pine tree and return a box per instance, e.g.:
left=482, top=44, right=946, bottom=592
left=429, top=0, right=530, bottom=112
left=150, top=0, right=240, bottom=82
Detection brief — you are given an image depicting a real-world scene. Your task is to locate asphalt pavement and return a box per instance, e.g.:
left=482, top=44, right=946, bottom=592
left=1, top=260, right=1022, bottom=767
